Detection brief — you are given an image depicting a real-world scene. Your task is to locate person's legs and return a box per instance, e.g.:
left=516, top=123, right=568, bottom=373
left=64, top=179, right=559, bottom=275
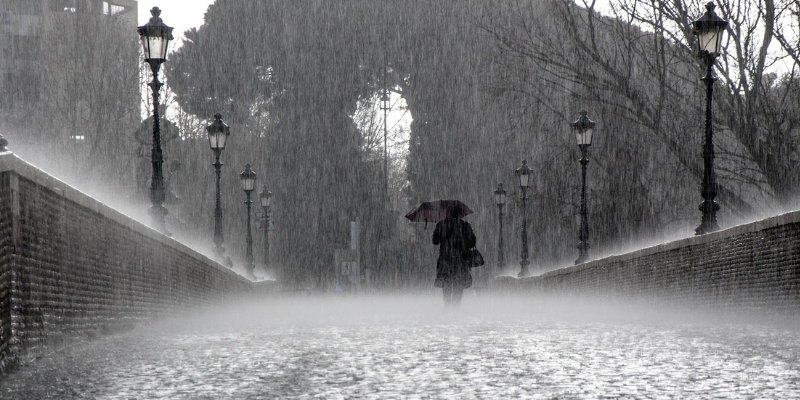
left=451, top=286, right=463, bottom=307
left=443, top=281, right=456, bottom=307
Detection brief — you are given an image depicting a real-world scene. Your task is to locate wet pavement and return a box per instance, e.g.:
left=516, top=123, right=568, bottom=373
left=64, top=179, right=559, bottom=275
left=1, top=293, right=799, bottom=399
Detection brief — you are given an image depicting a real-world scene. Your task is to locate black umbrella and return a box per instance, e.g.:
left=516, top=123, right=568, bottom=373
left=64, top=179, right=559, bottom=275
left=405, top=200, right=473, bottom=227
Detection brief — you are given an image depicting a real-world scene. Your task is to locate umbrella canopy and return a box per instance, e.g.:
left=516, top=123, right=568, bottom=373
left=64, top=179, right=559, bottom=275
left=405, top=200, right=473, bottom=224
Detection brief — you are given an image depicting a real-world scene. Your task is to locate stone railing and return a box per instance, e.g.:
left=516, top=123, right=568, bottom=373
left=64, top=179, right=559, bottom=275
left=0, top=152, right=261, bottom=373
left=498, top=211, right=800, bottom=313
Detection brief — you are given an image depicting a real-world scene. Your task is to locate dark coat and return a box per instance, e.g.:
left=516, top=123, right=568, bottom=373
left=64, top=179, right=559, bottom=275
left=432, top=216, right=476, bottom=288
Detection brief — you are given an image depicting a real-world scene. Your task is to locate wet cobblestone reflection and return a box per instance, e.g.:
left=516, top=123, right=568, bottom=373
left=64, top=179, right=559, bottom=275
left=1, top=294, right=799, bottom=399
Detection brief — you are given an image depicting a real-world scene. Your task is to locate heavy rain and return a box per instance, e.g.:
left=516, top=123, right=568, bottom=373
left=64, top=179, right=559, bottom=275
left=0, top=0, right=799, bottom=398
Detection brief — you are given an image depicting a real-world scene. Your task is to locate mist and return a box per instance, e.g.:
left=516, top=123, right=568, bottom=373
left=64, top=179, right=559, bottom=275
left=2, top=293, right=798, bottom=398
left=1, top=0, right=799, bottom=396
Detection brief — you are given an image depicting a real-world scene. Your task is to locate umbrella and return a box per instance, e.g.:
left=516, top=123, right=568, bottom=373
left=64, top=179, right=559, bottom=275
left=405, top=200, right=473, bottom=227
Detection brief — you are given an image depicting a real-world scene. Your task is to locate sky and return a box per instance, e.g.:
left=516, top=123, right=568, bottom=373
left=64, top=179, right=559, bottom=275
left=137, top=0, right=215, bottom=50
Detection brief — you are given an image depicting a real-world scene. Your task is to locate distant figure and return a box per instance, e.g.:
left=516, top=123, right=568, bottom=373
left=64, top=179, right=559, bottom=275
left=432, top=205, right=477, bottom=307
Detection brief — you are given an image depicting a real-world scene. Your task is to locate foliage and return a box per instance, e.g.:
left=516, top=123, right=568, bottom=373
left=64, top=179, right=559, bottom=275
left=1, top=10, right=140, bottom=189
left=163, top=0, right=800, bottom=287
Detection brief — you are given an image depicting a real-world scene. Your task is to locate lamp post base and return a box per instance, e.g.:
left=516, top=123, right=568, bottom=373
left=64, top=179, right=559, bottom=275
left=575, top=241, right=590, bottom=265
left=245, top=264, right=256, bottom=280
left=695, top=220, right=720, bottom=235
left=213, top=245, right=225, bottom=259
left=695, top=200, right=721, bottom=235
left=518, top=260, right=530, bottom=278
left=148, top=205, right=171, bottom=237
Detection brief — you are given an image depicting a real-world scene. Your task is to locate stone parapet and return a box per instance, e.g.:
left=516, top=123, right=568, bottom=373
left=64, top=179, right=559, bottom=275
left=0, top=152, right=263, bottom=373
left=498, top=211, right=800, bottom=313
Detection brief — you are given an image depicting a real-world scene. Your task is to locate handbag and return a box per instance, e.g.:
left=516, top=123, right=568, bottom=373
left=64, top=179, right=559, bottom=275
left=470, top=247, right=485, bottom=267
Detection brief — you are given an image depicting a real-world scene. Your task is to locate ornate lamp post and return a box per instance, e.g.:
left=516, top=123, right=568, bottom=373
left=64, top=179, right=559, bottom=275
left=259, top=185, right=272, bottom=275
left=240, top=164, right=257, bottom=279
left=206, top=113, right=230, bottom=259
left=494, top=183, right=507, bottom=276
left=138, top=7, right=174, bottom=236
left=515, top=160, right=532, bottom=278
left=692, top=2, right=728, bottom=235
left=572, top=109, right=595, bottom=264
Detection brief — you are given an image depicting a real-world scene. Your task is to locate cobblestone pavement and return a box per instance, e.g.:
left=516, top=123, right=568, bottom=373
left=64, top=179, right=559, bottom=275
left=2, top=294, right=799, bottom=399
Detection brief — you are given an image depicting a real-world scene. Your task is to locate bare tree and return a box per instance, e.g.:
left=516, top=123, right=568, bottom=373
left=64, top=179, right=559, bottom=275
left=476, top=0, right=800, bottom=218
left=606, top=0, right=800, bottom=207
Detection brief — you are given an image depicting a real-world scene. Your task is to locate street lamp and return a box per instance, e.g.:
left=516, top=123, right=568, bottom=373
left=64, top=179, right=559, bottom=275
left=206, top=113, right=230, bottom=260
left=259, top=185, right=272, bottom=276
left=692, top=1, right=728, bottom=235
left=138, top=7, right=174, bottom=236
left=572, top=109, right=595, bottom=264
left=494, top=183, right=507, bottom=276
left=515, top=160, right=532, bottom=278
left=240, top=164, right=257, bottom=279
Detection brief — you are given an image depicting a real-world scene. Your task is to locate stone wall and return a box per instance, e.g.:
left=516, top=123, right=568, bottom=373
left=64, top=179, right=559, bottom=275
left=0, top=152, right=256, bottom=372
left=501, top=212, right=800, bottom=313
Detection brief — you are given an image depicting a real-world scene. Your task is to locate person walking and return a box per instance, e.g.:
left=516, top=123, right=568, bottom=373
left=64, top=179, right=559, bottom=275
left=432, top=205, right=477, bottom=307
